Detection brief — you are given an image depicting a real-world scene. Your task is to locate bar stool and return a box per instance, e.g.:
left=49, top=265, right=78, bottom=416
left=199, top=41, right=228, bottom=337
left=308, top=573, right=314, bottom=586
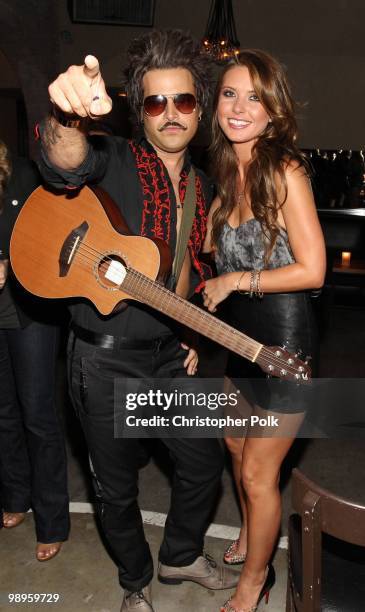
left=286, top=468, right=365, bottom=611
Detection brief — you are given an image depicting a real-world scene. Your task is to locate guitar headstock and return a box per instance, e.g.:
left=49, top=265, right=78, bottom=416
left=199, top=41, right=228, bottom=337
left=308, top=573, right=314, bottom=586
left=255, top=345, right=311, bottom=382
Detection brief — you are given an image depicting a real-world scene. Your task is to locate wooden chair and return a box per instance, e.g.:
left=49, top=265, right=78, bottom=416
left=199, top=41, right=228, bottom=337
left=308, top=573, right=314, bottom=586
left=286, top=468, right=365, bottom=611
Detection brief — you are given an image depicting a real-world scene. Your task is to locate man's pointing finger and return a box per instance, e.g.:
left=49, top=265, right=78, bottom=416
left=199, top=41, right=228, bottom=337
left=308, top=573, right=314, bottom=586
left=83, top=55, right=100, bottom=79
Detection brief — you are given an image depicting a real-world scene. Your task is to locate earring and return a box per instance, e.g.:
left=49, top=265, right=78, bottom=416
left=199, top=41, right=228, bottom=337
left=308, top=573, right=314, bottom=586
left=198, top=114, right=202, bottom=122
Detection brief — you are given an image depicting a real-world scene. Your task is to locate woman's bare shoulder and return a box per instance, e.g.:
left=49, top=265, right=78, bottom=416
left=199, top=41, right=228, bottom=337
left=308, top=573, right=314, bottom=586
left=208, top=195, right=222, bottom=215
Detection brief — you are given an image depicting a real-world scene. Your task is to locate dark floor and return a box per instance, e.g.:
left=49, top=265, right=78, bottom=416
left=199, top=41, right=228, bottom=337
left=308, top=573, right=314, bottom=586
left=1, top=294, right=365, bottom=611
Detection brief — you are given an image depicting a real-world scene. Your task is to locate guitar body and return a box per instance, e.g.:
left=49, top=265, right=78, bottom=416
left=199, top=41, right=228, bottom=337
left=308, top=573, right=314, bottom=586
left=10, top=186, right=172, bottom=315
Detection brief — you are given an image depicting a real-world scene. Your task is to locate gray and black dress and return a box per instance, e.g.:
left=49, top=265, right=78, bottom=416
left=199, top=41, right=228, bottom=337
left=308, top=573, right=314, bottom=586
left=216, top=219, right=318, bottom=412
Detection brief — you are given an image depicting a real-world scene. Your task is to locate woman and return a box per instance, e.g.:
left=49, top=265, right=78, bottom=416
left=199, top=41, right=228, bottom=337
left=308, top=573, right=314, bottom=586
left=0, top=140, right=69, bottom=560
left=202, top=51, right=326, bottom=611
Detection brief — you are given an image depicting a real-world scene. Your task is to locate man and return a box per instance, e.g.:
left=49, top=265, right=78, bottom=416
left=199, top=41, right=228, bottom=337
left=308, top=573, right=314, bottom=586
left=38, top=30, right=237, bottom=612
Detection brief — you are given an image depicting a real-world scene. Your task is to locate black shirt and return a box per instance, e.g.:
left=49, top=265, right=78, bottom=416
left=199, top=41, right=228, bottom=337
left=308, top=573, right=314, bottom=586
left=39, top=135, right=213, bottom=340
left=0, top=157, right=41, bottom=328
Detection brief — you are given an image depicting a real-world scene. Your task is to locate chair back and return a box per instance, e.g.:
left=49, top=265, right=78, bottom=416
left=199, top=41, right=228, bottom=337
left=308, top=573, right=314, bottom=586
left=287, top=468, right=365, bottom=611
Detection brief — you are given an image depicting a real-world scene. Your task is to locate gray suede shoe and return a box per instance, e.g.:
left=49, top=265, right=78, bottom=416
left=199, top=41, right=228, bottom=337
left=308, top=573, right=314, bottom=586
left=158, top=554, right=239, bottom=590
left=120, top=584, right=154, bottom=611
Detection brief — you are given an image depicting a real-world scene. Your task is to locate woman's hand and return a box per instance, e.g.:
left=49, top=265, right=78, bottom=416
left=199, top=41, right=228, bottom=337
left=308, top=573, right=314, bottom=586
left=181, top=343, right=199, bottom=375
left=203, top=273, right=236, bottom=312
left=0, top=259, right=9, bottom=289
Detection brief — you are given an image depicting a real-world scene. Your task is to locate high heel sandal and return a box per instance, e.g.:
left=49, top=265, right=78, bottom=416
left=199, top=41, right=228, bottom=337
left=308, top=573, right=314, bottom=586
left=223, top=539, right=246, bottom=565
left=220, top=564, right=275, bottom=612
left=3, top=512, right=26, bottom=529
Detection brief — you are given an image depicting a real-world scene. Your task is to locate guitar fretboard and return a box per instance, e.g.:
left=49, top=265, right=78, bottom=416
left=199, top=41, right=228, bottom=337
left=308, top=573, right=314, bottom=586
left=121, top=268, right=262, bottom=362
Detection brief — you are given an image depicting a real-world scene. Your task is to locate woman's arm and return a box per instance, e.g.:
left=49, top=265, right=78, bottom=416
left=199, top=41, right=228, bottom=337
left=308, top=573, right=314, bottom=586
left=203, top=163, right=326, bottom=312
left=202, top=196, right=221, bottom=253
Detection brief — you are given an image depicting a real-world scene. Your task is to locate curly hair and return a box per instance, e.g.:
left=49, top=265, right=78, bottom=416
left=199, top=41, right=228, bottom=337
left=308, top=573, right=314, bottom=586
left=210, top=49, right=308, bottom=263
left=123, top=29, right=212, bottom=117
left=0, top=140, right=11, bottom=213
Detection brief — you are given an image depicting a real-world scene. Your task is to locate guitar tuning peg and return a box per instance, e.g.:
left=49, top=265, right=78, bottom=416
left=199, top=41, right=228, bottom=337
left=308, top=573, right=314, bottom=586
left=305, top=355, right=312, bottom=365
left=281, top=338, right=290, bottom=350
left=295, top=348, right=303, bottom=358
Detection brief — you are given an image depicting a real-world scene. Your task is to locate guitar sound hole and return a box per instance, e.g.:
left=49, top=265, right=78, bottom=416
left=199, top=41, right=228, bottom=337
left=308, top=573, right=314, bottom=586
left=97, top=254, right=127, bottom=289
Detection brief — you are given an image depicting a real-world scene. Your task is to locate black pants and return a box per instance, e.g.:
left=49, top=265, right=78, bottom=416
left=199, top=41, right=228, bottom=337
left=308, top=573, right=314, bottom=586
left=0, top=322, right=69, bottom=542
left=68, top=331, right=224, bottom=592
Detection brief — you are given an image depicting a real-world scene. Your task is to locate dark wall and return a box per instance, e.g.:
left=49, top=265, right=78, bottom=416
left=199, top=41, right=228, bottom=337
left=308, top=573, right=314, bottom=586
left=0, top=0, right=364, bottom=152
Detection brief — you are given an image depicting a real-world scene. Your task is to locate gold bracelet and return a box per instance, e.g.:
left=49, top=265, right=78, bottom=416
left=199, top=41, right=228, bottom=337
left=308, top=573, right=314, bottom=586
left=52, top=104, right=84, bottom=129
left=235, top=271, right=247, bottom=294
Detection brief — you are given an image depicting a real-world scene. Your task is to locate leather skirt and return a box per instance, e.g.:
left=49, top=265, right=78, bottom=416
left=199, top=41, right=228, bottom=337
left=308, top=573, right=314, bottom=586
left=222, top=291, right=318, bottom=413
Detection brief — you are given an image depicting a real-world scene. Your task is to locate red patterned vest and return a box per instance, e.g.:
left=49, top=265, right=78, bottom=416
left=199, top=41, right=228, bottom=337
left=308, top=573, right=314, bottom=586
left=129, top=140, right=211, bottom=292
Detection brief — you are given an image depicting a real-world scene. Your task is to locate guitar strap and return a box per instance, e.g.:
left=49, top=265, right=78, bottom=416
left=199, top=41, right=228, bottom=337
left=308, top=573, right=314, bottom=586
left=172, top=168, right=196, bottom=286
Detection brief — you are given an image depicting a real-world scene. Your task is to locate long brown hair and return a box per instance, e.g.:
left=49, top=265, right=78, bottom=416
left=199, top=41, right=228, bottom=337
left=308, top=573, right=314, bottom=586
left=210, top=49, right=307, bottom=262
left=0, top=140, right=11, bottom=213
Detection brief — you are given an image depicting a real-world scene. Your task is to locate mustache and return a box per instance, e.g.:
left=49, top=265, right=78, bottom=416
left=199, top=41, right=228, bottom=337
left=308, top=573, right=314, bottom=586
left=158, top=121, right=187, bottom=132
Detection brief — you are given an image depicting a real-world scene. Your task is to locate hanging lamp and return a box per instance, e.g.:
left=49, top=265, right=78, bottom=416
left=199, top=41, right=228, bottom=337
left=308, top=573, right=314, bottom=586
left=201, top=0, right=240, bottom=62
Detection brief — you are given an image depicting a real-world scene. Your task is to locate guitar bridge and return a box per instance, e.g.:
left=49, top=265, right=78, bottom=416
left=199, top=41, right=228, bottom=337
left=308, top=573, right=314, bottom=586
left=59, top=221, right=89, bottom=277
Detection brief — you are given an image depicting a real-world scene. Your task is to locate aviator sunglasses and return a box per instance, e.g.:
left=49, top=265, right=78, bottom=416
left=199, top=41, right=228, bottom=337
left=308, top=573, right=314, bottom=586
left=143, top=93, right=197, bottom=117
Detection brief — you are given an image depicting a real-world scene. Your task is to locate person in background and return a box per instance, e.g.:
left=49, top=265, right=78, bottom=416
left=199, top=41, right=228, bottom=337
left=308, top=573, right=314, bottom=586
left=202, top=50, right=326, bottom=612
left=0, top=140, right=69, bottom=561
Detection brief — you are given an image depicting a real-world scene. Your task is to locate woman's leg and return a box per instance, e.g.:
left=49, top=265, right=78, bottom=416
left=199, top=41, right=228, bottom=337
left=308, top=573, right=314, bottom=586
left=226, top=409, right=304, bottom=610
left=0, top=329, right=31, bottom=520
left=223, top=376, right=253, bottom=560
left=224, top=436, right=248, bottom=558
left=7, top=322, right=69, bottom=546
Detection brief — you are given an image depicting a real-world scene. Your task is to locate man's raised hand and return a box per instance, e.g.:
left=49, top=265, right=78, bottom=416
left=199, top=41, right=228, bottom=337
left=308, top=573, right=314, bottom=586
left=48, top=55, right=112, bottom=118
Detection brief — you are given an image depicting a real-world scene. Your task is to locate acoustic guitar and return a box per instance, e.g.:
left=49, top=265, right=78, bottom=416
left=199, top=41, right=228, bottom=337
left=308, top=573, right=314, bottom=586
left=10, top=186, right=310, bottom=382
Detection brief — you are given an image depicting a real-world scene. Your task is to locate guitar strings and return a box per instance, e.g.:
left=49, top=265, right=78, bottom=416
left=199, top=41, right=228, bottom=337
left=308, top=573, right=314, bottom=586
left=63, top=237, right=291, bottom=368
left=125, top=265, right=308, bottom=378
left=71, top=241, right=309, bottom=377
left=73, top=242, right=308, bottom=376
left=72, top=242, right=256, bottom=362
left=74, top=242, right=308, bottom=377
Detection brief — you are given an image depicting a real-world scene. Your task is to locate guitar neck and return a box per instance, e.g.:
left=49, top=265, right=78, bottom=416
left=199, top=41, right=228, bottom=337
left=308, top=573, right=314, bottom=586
left=122, top=269, right=262, bottom=362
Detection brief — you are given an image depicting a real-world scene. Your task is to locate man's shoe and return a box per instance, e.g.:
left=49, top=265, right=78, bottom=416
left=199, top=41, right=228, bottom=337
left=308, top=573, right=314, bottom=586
left=158, top=553, right=239, bottom=590
left=120, top=584, right=154, bottom=611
